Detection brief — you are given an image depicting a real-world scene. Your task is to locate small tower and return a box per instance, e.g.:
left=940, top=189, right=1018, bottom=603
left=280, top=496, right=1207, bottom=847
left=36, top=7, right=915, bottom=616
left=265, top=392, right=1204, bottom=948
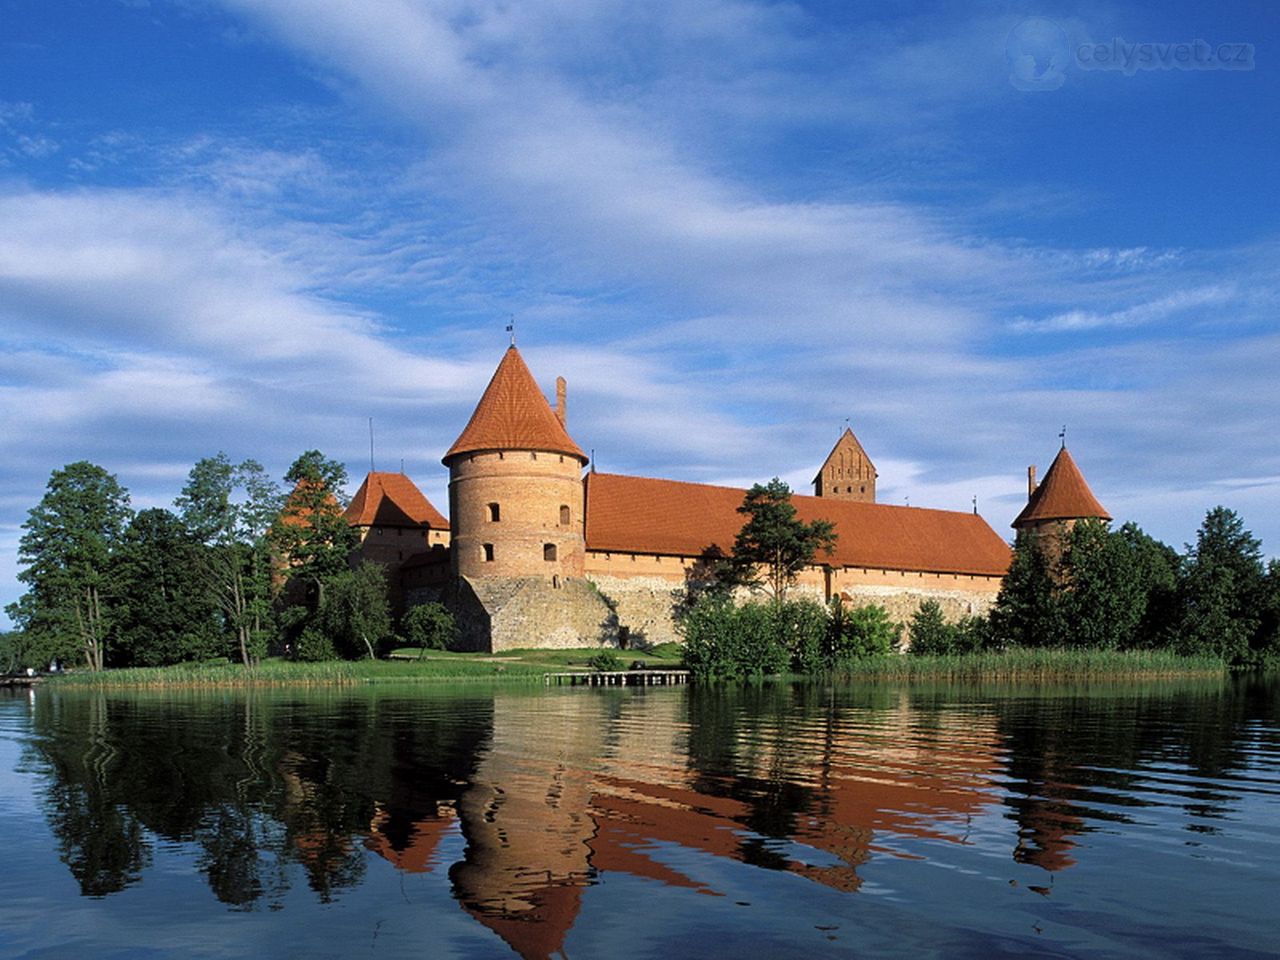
left=442, top=346, right=589, bottom=582
left=813, top=427, right=877, bottom=502
left=1012, top=446, right=1110, bottom=559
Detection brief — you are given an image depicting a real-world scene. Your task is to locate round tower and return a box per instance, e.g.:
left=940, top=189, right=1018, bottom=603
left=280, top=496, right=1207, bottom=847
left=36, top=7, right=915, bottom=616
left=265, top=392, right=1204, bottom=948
left=443, top=346, right=589, bottom=582
left=1012, top=445, right=1111, bottom=564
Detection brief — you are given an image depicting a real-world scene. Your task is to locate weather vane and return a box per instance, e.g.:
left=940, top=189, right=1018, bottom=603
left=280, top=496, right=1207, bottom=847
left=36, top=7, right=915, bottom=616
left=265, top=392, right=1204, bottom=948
left=1059, top=424, right=1067, bottom=449
left=506, top=314, right=516, bottom=346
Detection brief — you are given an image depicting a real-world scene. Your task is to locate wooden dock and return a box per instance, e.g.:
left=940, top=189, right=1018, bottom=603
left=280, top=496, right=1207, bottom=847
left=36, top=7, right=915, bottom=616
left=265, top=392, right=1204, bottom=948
left=544, top=669, right=690, bottom=687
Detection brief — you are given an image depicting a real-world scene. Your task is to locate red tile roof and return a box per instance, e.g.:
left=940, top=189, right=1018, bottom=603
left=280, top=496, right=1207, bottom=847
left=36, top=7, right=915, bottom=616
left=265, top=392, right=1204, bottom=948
left=584, top=472, right=1011, bottom=577
left=343, top=471, right=449, bottom=529
left=1012, top=447, right=1110, bottom=528
left=444, top=346, right=587, bottom=463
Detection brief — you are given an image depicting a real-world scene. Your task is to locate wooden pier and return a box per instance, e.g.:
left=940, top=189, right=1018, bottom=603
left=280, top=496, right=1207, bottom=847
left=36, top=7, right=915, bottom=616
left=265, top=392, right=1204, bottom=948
left=544, top=669, right=690, bottom=687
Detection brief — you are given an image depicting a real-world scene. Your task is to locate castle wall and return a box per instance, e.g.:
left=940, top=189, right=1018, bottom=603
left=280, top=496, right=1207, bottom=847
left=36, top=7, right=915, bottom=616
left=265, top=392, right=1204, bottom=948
left=447, top=451, right=585, bottom=581
left=583, top=550, right=1001, bottom=647
left=451, top=576, right=618, bottom=653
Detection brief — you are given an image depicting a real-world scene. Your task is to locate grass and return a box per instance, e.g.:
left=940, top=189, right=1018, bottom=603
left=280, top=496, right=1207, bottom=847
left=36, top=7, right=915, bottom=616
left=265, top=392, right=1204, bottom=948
left=828, top=648, right=1228, bottom=681
left=43, top=645, right=1225, bottom=690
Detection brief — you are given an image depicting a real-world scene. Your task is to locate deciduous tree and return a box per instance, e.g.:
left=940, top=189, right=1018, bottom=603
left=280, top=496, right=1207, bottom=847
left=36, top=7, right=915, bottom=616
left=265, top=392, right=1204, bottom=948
left=9, top=462, right=132, bottom=671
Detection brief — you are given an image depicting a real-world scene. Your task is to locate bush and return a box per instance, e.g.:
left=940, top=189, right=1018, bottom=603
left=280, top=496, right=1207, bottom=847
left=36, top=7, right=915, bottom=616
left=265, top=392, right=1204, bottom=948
left=587, top=650, right=621, bottom=672
left=908, top=599, right=956, bottom=656
left=402, top=602, right=457, bottom=653
left=831, top=602, right=898, bottom=665
left=295, top=627, right=337, bottom=662
left=680, top=595, right=790, bottom=680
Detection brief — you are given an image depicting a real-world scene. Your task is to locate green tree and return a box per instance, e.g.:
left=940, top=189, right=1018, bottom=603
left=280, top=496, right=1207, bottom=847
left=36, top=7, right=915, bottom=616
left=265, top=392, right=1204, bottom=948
left=8, top=462, right=132, bottom=671
left=1057, top=519, right=1146, bottom=649
left=1257, top=559, right=1280, bottom=665
left=1116, top=523, right=1181, bottom=648
left=313, top=562, right=392, bottom=660
left=724, top=478, right=836, bottom=603
left=908, top=599, right=958, bottom=655
left=1177, top=507, right=1264, bottom=663
left=272, top=450, right=358, bottom=595
left=110, top=509, right=223, bottom=667
left=830, top=601, right=898, bottom=664
left=402, top=602, right=457, bottom=655
left=176, top=455, right=283, bottom=666
left=989, top=532, right=1061, bottom=649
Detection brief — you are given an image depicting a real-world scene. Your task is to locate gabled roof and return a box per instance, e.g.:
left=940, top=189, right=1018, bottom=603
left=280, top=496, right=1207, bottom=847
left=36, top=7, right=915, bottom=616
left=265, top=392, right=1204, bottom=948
left=444, top=346, right=587, bottom=463
left=343, top=471, right=449, bottom=530
left=812, top=427, right=876, bottom=485
left=584, top=472, right=1011, bottom=577
left=1012, top=447, right=1110, bottom=529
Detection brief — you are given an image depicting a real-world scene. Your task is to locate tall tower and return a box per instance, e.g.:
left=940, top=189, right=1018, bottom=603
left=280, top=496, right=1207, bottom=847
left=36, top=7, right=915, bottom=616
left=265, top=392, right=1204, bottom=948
left=442, top=346, right=589, bottom=582
left=813, top=428, right=877, bottom=502
left=1012, top=446, right=1111, bottom=559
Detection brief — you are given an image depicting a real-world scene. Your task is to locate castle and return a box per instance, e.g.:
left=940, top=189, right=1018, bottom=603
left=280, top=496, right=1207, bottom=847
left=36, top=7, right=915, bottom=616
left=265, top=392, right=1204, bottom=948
left=342, top=345, right=1109, bottom=651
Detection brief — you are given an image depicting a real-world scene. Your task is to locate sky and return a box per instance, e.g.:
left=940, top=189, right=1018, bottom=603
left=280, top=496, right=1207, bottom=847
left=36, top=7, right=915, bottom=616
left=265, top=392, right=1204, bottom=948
left=1, top=1, right=1277, bottom=625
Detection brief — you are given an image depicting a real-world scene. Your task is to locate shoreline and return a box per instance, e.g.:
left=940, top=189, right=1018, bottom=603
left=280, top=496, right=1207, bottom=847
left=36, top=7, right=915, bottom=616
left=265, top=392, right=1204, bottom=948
left=36, top=648, right=1229, bottom=690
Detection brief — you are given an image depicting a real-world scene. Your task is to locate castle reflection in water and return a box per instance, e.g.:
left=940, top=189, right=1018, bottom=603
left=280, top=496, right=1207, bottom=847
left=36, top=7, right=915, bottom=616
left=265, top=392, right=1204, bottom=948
left=25, top=682, right=1239, bottom=960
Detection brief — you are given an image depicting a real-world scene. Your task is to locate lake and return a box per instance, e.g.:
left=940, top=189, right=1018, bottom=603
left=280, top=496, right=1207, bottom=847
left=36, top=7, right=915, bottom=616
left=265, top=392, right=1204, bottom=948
left=1, top=677, right=1277, bottom=959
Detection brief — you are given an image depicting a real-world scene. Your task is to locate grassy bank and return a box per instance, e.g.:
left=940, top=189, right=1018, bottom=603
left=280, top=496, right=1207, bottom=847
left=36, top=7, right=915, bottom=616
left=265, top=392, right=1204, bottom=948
left=44, top=644, right=687, bottom=689
left=43, top=646, right=1227, bottom=689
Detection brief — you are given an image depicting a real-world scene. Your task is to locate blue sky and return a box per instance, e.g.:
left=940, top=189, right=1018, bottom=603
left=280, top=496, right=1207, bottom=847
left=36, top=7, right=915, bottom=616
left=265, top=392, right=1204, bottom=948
left=1, top=1, right=1277, bottom=624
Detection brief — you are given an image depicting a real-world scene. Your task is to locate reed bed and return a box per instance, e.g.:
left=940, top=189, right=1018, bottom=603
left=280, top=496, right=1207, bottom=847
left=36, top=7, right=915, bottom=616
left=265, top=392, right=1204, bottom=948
left=832, top=649, right=1227, bottom=681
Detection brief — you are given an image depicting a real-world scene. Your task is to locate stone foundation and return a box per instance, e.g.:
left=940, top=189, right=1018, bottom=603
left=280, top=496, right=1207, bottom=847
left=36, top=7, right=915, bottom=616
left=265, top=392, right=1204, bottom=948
left=449, top=576, right=618, bottom=653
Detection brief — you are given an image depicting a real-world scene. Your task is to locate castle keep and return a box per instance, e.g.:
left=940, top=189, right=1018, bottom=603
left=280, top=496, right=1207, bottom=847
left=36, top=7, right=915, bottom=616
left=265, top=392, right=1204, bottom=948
left=343, top=346, right=1108, bottom=651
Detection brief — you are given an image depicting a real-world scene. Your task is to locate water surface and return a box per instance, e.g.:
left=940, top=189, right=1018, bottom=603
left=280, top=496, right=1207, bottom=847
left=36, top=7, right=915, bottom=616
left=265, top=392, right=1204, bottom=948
left=1, top=677, right=1277, bottom=959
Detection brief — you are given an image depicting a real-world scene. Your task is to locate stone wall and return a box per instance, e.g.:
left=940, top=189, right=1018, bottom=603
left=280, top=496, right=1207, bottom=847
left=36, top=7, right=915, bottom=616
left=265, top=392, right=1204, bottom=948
left=449, top=576, right=618, bottom=652
left=585, top=552, right=1003, bottom=649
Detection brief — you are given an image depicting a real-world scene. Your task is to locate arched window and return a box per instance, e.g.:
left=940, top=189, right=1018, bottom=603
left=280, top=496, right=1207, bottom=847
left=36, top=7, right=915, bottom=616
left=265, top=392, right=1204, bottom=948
left=482, top=543, right=495, bottom=562
left=487, top=502, right=500, bottom=522
left=543, top=543, right=557, bottom=561
left=559, top=504, right=570, bottom=525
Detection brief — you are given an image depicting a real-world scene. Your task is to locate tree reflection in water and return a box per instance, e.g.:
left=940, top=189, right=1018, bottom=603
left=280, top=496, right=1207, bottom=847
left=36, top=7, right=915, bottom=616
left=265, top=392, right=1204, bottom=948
left=22, top=676, right=1274, bottom=959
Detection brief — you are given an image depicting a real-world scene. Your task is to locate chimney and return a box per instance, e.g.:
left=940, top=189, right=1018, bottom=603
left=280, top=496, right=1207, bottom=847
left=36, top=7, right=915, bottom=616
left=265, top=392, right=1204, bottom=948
left=1027, top=465, right=1038, bottom=500
left=555, top=376, right=567, bottom=426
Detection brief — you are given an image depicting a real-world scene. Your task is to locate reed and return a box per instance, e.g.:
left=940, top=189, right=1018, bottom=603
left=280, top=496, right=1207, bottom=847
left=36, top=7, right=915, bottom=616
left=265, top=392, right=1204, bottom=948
left=834, top=648, right=1227, bottom=681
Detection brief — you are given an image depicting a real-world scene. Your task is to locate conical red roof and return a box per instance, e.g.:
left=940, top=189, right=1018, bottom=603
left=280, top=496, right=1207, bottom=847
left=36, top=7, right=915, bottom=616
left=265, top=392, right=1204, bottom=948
left=444, top=346, right=587, bottom=463
left=343, top=471, right=449, bottom=529
left=1012, top=447, right=1110, bottom=528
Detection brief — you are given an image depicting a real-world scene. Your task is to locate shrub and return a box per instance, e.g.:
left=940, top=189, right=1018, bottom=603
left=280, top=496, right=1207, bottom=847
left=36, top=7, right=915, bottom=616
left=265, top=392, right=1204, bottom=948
left=831, top=602, right=898, bottom=665
left=587, top=650, right=621, bottom=672
left=680, top=595, right=790, bottom=680
left=402, top=602, right=457, bottom=653
left=908, top=599, right=957, bottom=656
left=295, top=627, right=337, bottom=662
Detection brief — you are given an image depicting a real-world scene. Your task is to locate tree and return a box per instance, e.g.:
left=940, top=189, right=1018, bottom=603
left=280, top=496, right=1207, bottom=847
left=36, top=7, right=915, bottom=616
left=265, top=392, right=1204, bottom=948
left=724, top=478, right=836, bottom=603
left=1177, top=507, right=1264, bottom=663
left=176, top=455, right=283, bottom=666
left=908, top=599, right=958, bottom=655
left=8, top=462, right=132, bottom=671
left=271, top=450, right=358, bottom=591
left=1057, top=519, right=1145, bottom=649
left=313, top=563, right=392, bottom=660
left=1116, top=523, right=1181, bottom=649
left=830, top=601, right=898, bottom=663
left=402, top=602, right=457, bottom=655
left=110, top=509, right=222, bottom=667
left=989, top=531, right=1061, bottom=649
